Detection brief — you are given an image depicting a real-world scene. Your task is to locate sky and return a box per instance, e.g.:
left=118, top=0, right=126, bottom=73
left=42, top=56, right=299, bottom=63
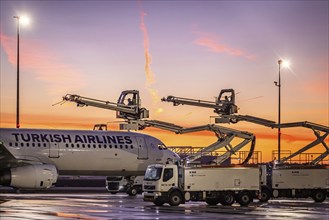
left=1, top=0, right=328, bottom=162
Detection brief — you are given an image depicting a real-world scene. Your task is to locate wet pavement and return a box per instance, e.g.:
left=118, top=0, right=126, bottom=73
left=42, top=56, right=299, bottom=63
left=0, top=190, right=328, bottom=219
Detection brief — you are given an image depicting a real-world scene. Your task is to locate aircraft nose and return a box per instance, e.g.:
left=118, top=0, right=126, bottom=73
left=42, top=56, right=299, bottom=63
left=166, top=150, right=180, bottom=160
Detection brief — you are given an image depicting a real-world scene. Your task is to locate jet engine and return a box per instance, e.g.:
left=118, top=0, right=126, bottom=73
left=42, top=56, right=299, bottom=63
left=0, top=164, right=58, bottom=189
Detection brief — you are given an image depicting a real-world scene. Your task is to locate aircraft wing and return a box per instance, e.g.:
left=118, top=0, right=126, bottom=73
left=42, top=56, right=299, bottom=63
left=0, top=142, right=26, bottom=170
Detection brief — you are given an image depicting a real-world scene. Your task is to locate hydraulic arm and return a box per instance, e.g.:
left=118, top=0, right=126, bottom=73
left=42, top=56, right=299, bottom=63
left=162, top=90, right=329, bottom=165
left=63, top=88, right=329, bottom=165
left=230, top=116, right=329, bottom=165
left=62, top=89, right=256, bottom=165
left=63, top=90, right=149, bottom=120
left=139, top=120, right=255, bottom=165
left=162, top=89, right=238, bottom=116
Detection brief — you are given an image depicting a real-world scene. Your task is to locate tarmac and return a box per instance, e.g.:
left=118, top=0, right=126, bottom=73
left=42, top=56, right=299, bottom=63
left=0, top=187, right=328, bottom=219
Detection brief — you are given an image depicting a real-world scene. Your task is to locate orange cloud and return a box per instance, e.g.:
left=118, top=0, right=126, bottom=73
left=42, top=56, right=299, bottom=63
left=0, top=34, right=16, bottom=64
left=194, top=32, right=255, bottom=60
left=0, top=33, right=86, bottom=95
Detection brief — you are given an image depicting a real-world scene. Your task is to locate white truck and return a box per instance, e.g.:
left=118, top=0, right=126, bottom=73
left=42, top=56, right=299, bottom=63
left=143, top=163, right=260, bottom=206
left=259, top=164, right=329, bottom=202
left=106, top=176, right=144, bottom=196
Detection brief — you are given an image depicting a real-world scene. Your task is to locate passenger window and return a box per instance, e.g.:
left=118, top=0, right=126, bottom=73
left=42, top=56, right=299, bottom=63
left=163, top=168, right=173, bottom=182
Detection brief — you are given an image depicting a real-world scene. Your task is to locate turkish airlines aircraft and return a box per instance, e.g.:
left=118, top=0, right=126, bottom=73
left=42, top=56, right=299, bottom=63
left=0, top=128, right=179, bottom=189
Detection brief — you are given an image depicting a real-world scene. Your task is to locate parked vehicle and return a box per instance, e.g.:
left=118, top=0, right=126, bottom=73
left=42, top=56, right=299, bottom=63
left=106, top=176, right=143, bottom=196
left=143, top=163, right=260, bottom=206
left=259, top=164, right=329, bottom=203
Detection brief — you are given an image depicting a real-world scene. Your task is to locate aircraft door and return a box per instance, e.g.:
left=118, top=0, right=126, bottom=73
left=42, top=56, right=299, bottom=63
left=49, top=143, right=60, bottom=158
left=136, top=137, right=148, bottom=160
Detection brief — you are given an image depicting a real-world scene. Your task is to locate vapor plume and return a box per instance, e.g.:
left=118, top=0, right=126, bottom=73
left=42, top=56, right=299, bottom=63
left=140, top=11, right=161, bottom=111
left=140, top=11, right=155, bottom=84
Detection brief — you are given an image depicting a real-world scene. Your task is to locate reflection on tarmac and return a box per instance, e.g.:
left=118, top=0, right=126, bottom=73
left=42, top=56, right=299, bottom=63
left=0, top=191, right=328, bottom=219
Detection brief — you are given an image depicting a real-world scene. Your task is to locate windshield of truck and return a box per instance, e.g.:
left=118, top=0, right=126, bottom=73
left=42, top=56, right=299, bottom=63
left=144, top=166, right=163, bottom=181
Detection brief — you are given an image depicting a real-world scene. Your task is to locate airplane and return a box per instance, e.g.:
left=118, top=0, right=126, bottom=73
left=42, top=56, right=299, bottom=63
left=0, top=128, right=179, bottom=189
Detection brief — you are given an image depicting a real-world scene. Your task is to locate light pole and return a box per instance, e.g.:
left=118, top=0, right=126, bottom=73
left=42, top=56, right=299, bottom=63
left=13, top=15, right=29, bottom=128
left=13, top=16, right=20, bottom=128
left=274, top=60, right=282, bottom=162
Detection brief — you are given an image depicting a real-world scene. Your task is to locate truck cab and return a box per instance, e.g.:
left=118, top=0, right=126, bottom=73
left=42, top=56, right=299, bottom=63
left=143, top=164, right=181, bottom=206
left=106, top=176, right=128, bottom=194
left=106, top=176, right=144, bottom=196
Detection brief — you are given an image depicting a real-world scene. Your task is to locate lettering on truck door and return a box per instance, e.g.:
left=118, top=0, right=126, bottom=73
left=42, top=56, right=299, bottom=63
left=49, top=142, right=60, bottom=158
left=136, top=136, right=148, bottom=160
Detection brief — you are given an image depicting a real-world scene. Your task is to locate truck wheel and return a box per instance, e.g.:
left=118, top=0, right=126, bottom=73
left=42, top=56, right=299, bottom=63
left=154, top=198, right=165, bottom=206
left=312, top=190, right=326, bottom=203
left=206, top=198, right=219, bottom=205
left=220, top=191, right=235, bottom=206
left=259, top=188, right=271, bottom=202
left=127, top=187, right=138, bottom=196
left=237, top=191, right=252, bottom=206
left=169, top=191, right=182, bottom=206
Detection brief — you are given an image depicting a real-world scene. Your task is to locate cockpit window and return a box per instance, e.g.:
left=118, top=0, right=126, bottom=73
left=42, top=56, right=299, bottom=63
left=158, top=143, right=167, bottom=150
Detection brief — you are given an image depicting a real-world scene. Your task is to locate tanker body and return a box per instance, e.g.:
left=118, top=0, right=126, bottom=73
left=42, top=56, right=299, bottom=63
left=143, top=163, right=260, bottom=206
left=259, top=164, right=329, bottom=202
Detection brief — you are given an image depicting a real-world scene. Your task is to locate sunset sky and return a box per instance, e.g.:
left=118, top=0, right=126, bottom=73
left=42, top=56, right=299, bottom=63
left=1, top=1, right=328, bottom=162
